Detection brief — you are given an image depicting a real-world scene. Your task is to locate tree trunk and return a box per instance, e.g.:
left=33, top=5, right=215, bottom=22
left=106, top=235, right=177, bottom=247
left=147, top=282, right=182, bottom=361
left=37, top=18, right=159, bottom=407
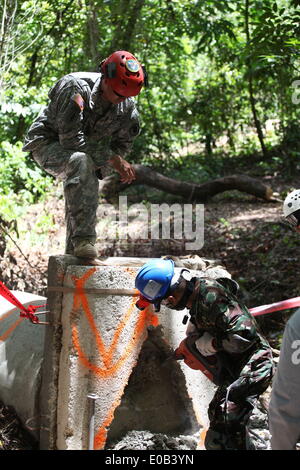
left=13, top=1, right=76, bottom=141
left=109, top=0, right=145, bottom=51
left=122, top=0, right=145, bottom=51
left=0, top=0, right=17, bottom=91
left=15, top=51, right=38, bottom=142
left=245, top=0, right=268, bottom=158
left=205, top=133, right=213, bottom=157
left=86, top=0, right=100, bottom=66
left=99, top=164, right=273, bottom=202
left=109, top=0, right=132, bottom=51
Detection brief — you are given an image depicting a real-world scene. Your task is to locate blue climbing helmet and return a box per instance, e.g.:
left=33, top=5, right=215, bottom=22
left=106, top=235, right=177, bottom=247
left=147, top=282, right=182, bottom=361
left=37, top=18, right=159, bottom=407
left=135, top=259, right=175, bottom=303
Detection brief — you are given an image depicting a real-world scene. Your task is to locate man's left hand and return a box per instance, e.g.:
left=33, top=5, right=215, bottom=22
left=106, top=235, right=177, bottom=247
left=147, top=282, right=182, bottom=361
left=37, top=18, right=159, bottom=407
left=195, top=332, right=217, bottom=357
left=109, top=155, right=136, bottom=184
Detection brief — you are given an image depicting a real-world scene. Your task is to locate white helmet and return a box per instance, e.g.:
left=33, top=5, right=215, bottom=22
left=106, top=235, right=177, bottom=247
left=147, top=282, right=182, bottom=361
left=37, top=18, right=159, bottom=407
left=283, top=190, right=300, bottom=217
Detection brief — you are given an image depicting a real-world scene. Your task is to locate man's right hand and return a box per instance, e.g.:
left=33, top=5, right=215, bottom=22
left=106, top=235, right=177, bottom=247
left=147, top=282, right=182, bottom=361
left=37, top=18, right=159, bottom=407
left=108, top=155, right=136, bottom=184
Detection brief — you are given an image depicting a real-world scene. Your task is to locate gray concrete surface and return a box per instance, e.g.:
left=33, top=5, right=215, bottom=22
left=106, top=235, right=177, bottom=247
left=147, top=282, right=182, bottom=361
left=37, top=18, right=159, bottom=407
left=0, top=290, right=46, bottom=440
left=45, top=257, right=228, bottom=450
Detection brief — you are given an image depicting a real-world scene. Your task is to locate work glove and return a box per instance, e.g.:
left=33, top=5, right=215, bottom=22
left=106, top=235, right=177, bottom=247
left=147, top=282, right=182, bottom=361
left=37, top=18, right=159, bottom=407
left=195, top=332, right=217, bottom=357
left=226, top=377, right=249, bottom=403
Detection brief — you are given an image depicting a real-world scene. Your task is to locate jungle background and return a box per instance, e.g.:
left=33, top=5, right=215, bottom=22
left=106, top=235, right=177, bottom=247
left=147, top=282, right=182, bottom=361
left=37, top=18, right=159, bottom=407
left=0, top=0, right=300, bottom=449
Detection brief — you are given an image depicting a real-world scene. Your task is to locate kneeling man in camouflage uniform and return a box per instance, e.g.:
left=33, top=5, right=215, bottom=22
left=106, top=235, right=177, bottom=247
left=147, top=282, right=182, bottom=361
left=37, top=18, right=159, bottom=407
left=23, top=50, right=146, bottom=258
left=135, top=259, right=274, bottom=450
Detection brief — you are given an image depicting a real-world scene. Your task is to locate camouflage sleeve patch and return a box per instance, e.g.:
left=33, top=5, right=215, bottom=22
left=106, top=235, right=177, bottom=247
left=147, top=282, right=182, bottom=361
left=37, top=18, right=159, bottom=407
left=71, top=93, right=85, bottom=112
left=53, top=85, right=86, bottom=149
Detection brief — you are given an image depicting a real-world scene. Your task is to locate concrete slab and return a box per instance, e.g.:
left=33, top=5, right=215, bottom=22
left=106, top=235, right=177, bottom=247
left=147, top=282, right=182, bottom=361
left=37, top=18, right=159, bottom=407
left=0, top=290, right=46, bottom=440
left=56, top=264, right=153, bottom=450
left=44, top=257, right=229, bottom=450
left=0, top=256, right=231, bottom=450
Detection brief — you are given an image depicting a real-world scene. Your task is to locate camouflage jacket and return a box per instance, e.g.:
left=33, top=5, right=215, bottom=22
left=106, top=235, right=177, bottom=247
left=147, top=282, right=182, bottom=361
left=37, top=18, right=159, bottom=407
left=189, top=277, right=274, bottom=393
left=23, top=72, right=140, bottom=165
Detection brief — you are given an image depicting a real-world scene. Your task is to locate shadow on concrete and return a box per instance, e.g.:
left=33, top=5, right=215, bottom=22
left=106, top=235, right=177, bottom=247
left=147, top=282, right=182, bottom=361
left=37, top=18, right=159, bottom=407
left=106, top=325, right=199, bottom=446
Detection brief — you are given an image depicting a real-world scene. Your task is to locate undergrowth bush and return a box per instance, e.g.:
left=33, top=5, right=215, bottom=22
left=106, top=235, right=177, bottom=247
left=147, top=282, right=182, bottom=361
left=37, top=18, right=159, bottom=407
left=0, top=141, right=53, bottom=218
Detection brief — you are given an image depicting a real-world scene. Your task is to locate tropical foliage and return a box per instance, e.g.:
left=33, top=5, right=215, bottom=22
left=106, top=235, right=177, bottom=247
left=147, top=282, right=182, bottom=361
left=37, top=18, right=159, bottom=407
left=0, top=0, right=300, bottom=199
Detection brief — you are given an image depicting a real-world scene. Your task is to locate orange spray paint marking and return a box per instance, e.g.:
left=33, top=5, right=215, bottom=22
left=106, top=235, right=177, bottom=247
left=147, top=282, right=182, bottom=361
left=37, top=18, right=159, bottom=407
left=92, top=307, right=154, bottom=450
left=92, top=306, right=156, bottom=450
left=71, top=303, right=152, bottom=377
left=0, top=307, right=26, bottom=342
left=124, top=267, right=138, bottom=278
left=94, top=397, right=121, bottom=450
left=0, top=310, right=15, bottom=324
left=70, top=267, right=153, bottom=374
left=71, top=268, right=109, bottom=365
left=199, top=429, right=207, bottom=449
left=148, top=311, right=159, bottom=327
left=66, top=267, right=156, bottom=449
left=106, top=298, right=137, bottom=358
left=94, top=426, right=107, bottom=450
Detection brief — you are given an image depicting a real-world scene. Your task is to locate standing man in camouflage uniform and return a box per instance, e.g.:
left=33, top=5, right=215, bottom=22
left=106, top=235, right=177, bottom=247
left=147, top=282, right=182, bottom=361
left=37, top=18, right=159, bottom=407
left=135, top=259, right=274, bottom=450
left=23, top=51, right=146, bottom=259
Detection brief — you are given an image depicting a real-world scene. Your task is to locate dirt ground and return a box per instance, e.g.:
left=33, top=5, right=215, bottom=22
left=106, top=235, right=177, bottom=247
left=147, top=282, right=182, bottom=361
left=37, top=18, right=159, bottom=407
left=0, top=176, right=299, bottom=450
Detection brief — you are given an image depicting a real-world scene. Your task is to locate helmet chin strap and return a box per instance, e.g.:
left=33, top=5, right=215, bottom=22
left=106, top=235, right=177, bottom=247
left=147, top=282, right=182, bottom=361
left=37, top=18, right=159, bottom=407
left=154, top=269, right=195, bottom=313
left=169, top=276, right=196, bottom=311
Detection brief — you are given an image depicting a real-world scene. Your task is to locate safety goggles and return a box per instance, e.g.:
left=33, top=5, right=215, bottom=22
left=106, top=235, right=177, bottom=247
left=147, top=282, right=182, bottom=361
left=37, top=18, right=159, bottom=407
left=283, top=213, right=300, bottom=230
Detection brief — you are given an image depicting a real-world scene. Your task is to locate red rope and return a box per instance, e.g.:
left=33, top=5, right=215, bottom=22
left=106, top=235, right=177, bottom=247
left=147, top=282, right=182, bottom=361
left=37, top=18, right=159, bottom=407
left=1, top=279, right=300, bottom=324
left=0, top=280, right=45, bottom=324
left=250, top=297, right=300, bottom=317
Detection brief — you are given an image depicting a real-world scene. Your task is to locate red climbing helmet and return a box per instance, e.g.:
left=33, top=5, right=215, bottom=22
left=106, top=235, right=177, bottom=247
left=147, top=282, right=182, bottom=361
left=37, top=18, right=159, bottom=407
left=100, top=50, right=146, bottom=97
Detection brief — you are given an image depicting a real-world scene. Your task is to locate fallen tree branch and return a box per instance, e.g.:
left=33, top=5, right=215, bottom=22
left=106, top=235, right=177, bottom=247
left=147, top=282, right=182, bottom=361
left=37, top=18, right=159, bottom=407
left=99, top=164, right=273, bottom=202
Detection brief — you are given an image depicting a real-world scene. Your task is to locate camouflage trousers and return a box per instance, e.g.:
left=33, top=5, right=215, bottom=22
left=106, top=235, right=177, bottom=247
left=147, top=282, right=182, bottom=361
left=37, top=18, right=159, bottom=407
left=205, top=367, right=272, bottom=450
left=205, top=386, right=257, bottom=450
left=32, top=142, right=100, bottom=254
